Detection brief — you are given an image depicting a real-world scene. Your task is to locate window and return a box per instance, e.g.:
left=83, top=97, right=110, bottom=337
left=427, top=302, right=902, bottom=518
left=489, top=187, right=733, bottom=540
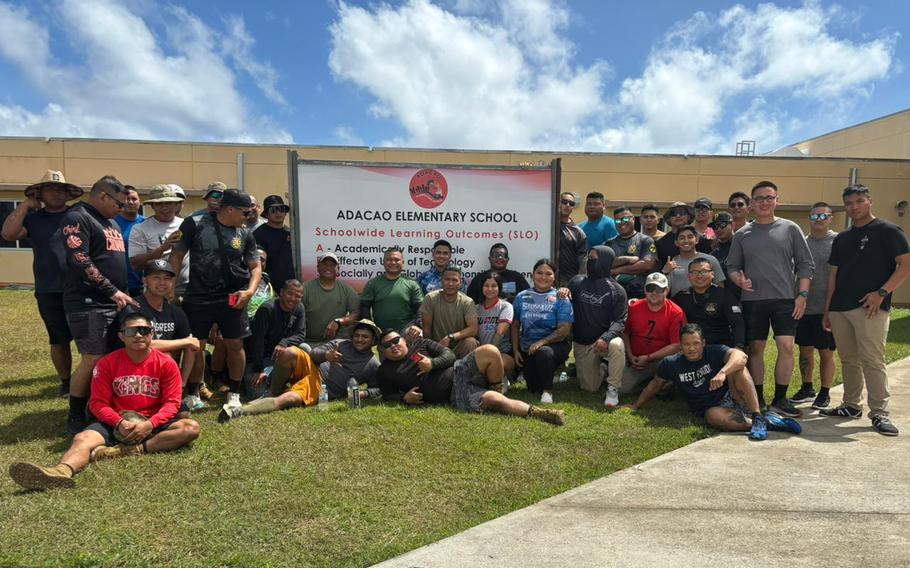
left=0, top=201, right=33, bottom=249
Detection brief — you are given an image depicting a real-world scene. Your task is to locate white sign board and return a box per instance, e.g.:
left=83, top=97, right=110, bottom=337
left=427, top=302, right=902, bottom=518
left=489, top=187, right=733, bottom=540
left=293, top=161, right=555, bottom=291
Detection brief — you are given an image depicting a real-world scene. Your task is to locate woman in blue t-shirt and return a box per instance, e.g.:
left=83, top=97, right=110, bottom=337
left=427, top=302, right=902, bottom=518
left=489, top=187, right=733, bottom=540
left=511, top=259, right=574, bottom=404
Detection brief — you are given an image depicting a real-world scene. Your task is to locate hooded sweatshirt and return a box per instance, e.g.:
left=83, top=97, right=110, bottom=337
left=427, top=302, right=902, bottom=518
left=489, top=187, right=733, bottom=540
left=567, top=246, right=628, bottom=345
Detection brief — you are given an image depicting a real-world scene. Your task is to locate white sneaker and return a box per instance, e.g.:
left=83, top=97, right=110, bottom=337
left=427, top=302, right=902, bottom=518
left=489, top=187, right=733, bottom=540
left=604, top=386, right=619, bottom=408
left=540, top=391, right=553, bottom=404
left=226, top=392, right=241, bottom=409
left=182, top=394, right=204, bottom=411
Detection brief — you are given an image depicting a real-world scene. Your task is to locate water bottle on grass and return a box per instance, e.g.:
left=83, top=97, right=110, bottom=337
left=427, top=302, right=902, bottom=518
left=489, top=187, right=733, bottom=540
left=347, top=377, right=361, bottom=409
left=318, top=380, right=329, bottom=411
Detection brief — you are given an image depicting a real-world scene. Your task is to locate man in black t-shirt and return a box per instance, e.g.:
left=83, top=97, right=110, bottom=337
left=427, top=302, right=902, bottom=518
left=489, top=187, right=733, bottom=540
left=627, top=324, right=801, bottom=440
left=171, top=189, right=262, bottom=413
left=253, top=195, right=295, bottom=289
left=558, top=192, right=588, bottom=286
left=672, top=257, right=745, bottom=349
left=821, top=185, right=910, bottom=436
left=1, top=170, right=83, bottom=396
left=132, top=260, right=200, bottom=411
left=466, top=243, right=530, bottom=304
left=656, top=201, right=712, bottom=267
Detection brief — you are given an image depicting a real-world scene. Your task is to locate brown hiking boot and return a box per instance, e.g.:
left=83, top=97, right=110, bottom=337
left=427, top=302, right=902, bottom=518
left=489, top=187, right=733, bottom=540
left=9, top=462, right=75, bottom=491
left=529, top=405, right=566, bottom=426
left=90, top=443, right=145, bottom=462
left=198, top=384, right=215, bottom=401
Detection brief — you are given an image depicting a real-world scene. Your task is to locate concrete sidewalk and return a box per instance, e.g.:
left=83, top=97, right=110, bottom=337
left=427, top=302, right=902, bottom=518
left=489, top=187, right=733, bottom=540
left=376, top=358, right=910, bottom=567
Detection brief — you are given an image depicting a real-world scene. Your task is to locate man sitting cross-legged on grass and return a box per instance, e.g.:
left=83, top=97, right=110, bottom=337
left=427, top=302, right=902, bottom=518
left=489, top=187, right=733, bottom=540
left=625, top=323, right=801, bottom=441
left=377, top=329, right=566, bottom=425
left=9, top=313, right=200, bottom=490
left=219, top=320, right=382, bottom=422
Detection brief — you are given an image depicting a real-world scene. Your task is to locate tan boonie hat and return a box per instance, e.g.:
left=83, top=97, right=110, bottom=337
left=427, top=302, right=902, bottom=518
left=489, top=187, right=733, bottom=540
left=352, top=319, right=382, bottom=343
left=203, top=181, right=228, bottom=199
left=24, top=170, right=84, bottom=200
left=145, top=184, right=186, bottom=203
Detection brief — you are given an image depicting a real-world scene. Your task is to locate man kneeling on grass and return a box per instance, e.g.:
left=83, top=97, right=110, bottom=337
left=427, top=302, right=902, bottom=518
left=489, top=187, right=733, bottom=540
left=9, top=313, right=200, bottom=490
left=377, top=329, right=566, bottom=425
left=625, top=323, right=801, bottom=441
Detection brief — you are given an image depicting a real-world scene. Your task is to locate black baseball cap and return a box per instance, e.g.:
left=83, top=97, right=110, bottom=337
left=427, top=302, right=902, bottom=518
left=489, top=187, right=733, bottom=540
left=144, top=259, right=176, bottom=277
left=220, top=189, right=252, bottom=209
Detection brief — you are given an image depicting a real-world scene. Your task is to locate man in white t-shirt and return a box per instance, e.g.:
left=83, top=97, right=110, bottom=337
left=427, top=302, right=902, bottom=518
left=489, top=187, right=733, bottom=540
left=128, top=184, right=189, bottom=296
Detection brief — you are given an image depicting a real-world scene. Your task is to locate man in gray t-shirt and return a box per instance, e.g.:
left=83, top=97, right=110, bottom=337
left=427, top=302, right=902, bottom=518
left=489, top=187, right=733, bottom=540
left=726, top=181, right=814, bottom=417
left=792, top=203, right=838, bottom=409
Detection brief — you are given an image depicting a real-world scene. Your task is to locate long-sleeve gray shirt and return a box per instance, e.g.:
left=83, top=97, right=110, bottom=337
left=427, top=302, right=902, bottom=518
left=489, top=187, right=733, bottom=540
left=805, top=231, right=836, bottom=314
left=726, top=218, right=814, bottom=301
left=311, top=339, right=380, bottom=399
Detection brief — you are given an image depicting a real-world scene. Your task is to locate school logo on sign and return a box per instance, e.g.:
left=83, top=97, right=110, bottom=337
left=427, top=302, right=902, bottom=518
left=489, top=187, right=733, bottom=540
left=409, top=169, right=448, bottom=209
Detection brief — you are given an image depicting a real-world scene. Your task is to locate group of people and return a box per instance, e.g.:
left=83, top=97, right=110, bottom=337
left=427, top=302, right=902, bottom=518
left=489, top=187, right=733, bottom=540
left=3, top=171, right=908, bottom=491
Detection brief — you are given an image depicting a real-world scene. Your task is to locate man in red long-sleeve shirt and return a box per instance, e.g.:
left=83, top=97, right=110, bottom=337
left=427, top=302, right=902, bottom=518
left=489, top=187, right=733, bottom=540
left=9, top=313, right=200, bottom=491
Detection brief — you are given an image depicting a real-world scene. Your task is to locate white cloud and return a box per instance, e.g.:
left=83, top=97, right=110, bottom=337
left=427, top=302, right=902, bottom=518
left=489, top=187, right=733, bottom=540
left=333, top=125, right=364, bottom=146
left=222, top=14, right=287, bottom=105
left=0, top=0, right=290, bottom=143
left=329, top=0, right=896, bottom=154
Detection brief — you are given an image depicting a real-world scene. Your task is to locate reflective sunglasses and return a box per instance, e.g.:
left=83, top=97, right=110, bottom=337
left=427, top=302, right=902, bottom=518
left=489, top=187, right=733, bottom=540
left=208, top=190, right=223, bottom=200
left=122, top=326, right=153, bottom=337
left=809, top=213, right=832, bottom=221
left=490, top=252, right=509, bottom=259
left=381, top=336, right=403, bottom=349
left=616, top=216, right=634, bottom=224
left=560, top=199, right=576, bottom=207
left=714, top=222, right=730, bottom=229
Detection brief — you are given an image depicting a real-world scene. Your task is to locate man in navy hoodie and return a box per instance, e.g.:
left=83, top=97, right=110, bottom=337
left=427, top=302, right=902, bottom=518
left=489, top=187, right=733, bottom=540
left=567, top=246, right=628, bottom=407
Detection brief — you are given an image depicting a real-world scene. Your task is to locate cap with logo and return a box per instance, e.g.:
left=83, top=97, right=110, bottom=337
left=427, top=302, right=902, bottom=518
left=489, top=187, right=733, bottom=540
left=24, top=170, right=84, bottom=200
left=145, top=183, right=186, bottom=203
left=645, top=272, right=669, bottom=289
left=262, top=195, right=290, bottom=217
left=714, top=211, right=733, bottom=224
left=694, top=197, right=713, bottom=210
left=318, top=252, right=339, bottom=264
left=203, top=181, right=228, bottom=199
left=144, top=259, right=176, bottom=277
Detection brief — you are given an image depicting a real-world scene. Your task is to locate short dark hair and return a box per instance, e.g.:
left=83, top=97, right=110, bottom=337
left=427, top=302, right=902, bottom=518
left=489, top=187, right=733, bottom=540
left=533, top=258, right=557, bottom=274
left=479, top=271, right=503, bottom=297
left=432, top=239, right=452, bottom=252
left=751, top=181, right=778, bottom=195
left=383, top=246, right=403, bottom=259
left=676, top=225, right=699, bottom=239
left=124, top=185, right=137, bottom=192
left=281, top=279, right=303, bottom=291
left=641, top=204, right=659, bottom=215
left=489, top=242, right=509, bottom=256
left=442, top=266, right=462, bottom=277
left=120, top=312, right=150, bottom=330
left=586, top=192, right=605, bottom=201
left=680, top=323, right=705, bottom=341
left=728, top=191, right=750, bottom=206
left=688, top=257, right=713, bottom=270
left=91, top=175, right=127, bottom=196
left=613, top=206, right=632, bottom=217
left=811, top=201, right=831, bottom=210
left=842, top=184, right=870, bottom=199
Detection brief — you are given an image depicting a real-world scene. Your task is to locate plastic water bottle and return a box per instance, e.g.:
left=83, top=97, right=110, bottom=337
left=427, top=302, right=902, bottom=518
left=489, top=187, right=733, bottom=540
left=558, top=371, right=568, bottom=383
left=318, top=381, right=329, bottom=411
left=347, top=377, right=361, bottom=409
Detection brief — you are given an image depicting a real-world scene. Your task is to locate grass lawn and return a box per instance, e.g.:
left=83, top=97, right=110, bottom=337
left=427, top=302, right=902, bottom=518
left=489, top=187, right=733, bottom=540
left=0, top=289, right=907, bottom=568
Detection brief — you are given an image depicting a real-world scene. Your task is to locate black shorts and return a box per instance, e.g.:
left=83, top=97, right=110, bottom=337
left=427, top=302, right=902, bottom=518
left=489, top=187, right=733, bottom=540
left=183, top=300, right=251, bottom=340
left=85, top=418, right=178, bottom=446
left=795, top=314, right=836, bottom=350
left=35, top=292, right=72, bottom=345
left=742, top=299, right=797, bottom=341
left=65, top=308, right=119, bottom=355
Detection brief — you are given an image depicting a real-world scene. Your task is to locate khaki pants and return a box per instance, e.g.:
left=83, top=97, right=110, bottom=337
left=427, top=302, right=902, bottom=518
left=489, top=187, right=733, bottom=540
left=620, top=360, right=662, bottom=394
left=573, top=338, right=626, bottom=392
left=453, top=337, right=480, bottom=359
left=829, top=308, right=891, bottom=417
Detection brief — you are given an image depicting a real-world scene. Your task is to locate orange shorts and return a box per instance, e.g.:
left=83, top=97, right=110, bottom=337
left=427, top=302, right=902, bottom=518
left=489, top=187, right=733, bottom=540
left=285, top=348, right=321, bottom=407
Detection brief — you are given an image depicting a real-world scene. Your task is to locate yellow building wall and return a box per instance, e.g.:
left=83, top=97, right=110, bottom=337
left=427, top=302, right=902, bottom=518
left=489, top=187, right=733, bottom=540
left=794, top=109, right=910, bottom=160
left=1, top=138, right=908, bottom=303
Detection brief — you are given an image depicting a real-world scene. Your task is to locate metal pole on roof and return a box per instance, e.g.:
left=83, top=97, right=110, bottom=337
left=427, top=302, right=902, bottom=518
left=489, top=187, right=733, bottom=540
left=237, top=152, right=245, bottom=192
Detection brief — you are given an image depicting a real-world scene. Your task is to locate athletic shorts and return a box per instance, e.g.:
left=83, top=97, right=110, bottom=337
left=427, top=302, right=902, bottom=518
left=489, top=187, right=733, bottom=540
left=35, top=292, right=72, bottom=345
left=182, top=299, right=251, bottom=340
left=709, top=389, right=750, bottom=420
left=450, top=350, right=488, bottom=413
left=65, top=308, right=118, bottom=355
left=84, top=418, right=178, bottom=446
left=742, top=299, right=797, bottom=341
left=795, top=314, right=836, bottom=350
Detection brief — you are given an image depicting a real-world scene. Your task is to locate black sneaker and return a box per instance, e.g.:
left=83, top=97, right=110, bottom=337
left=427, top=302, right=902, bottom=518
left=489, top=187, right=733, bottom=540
left=770, top=397, right=801, bottom=418
left=871, top=415, right=899, bottom=437
left=819, top=404, right=862, bottom=419
left=59, top=380, right=70, bottom=398
left=811, top=392, right=831, bottom=410
left=789, top=385, right=816, bottom=404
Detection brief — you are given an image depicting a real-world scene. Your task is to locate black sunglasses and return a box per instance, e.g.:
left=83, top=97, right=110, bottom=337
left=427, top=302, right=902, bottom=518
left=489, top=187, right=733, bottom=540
left=268, top=206, right=286, bottom=214
left=381, top=336, right=403, bottom=349
left=122, top=326, right=153, bottom=337
left=729, top=202, right=748, bottom=208
left=645, top=285, right=666, bottom=293
left=560, top=199, right=576, bottom=207
left=714, top=222, right=729, bottom=229
left=104, top=192, right=125, bottom=209
left=490, top=252, right=509, bottom=259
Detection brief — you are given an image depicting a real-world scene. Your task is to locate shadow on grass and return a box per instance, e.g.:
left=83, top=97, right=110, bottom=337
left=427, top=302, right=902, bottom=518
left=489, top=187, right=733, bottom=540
left=0, top=375, right=61, bottom=406
left=0, top=407, right=67, bottom=446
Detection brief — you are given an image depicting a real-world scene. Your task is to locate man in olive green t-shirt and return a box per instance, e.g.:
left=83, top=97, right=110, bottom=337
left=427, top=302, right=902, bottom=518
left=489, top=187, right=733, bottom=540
left=302, top=253, right=360, bottom=348
left=360, top=247, right=424, bottom=334
left=420, top=266, right=479, bottom=358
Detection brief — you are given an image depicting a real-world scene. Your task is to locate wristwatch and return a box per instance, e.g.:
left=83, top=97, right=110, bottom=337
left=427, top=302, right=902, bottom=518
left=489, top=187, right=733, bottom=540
left=447, top=333, right=456, bottom=343
left=877, top=288, right=889, bottom=297
left=797, top=290, right=809, bottom=298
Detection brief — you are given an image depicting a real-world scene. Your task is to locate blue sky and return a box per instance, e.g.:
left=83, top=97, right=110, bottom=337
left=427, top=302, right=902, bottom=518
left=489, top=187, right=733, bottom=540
left=0, top=0, right=906, bottom=155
